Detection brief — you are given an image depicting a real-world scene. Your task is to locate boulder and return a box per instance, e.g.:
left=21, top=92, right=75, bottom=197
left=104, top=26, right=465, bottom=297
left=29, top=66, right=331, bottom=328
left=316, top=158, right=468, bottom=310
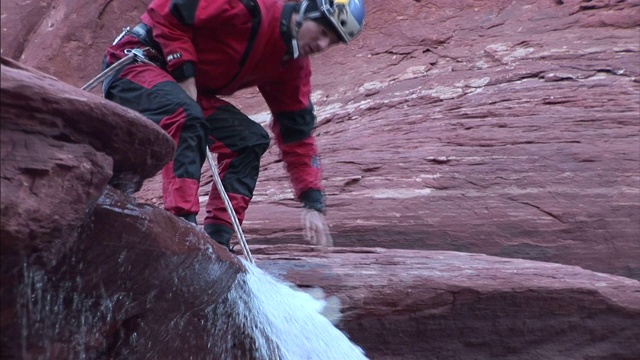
left=254, top=245, right=640, bottom=360
left=0, top=56, right=174, bottom=269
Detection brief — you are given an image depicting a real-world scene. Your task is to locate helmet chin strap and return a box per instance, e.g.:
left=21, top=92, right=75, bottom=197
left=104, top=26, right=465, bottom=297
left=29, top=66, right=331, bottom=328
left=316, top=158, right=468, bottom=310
left=291, top=0, right=310, bottom=59
left=291, top=38, right=300, bottom=59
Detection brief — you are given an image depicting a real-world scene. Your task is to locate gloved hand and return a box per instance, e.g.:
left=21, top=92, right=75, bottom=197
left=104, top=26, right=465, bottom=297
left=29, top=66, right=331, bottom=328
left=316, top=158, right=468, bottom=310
left=299, top=189, right=333, bottom=247
left=301, top=208, right=333, bottom=247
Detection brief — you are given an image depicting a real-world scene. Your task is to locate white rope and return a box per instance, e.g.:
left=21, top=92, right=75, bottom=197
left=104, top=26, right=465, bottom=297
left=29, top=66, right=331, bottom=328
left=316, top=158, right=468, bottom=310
left=82, top=48, right=155, bottom=91
left=81, top=53, right=135, bottom=91
left=206, top=149, right=255, bottom=264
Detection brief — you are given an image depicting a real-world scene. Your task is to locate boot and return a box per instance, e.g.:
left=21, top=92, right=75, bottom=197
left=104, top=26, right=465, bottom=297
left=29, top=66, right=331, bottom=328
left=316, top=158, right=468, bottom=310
left=204, top=223, right=234, bottom=251
left=177, top=213, right=198, bottom=225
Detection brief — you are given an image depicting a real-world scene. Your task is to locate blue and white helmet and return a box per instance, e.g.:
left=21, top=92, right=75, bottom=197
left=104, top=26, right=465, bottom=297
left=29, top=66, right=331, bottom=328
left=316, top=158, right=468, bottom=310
left=301, top=0, right=366, bottom=43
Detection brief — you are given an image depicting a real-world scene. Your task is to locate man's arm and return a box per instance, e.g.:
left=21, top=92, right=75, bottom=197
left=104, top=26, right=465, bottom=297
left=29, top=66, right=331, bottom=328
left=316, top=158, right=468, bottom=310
left=269, top=106, right=326, bottom=211
left=142, top=0, right=203, bottom=82
left=259, top=59, right=332, bottom=246
left=258, top=59, right=325, bottom=210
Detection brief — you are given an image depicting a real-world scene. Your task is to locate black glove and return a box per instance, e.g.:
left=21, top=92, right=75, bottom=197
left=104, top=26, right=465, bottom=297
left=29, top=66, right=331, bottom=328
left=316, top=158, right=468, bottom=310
left=299, top=189, right=326, bottom=214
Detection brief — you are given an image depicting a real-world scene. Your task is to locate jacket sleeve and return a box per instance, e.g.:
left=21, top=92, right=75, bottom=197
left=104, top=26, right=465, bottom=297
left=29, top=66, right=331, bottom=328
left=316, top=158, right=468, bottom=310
left=142, top=0, right=223, bottom=81
left=258, top=58, right=325, bottom=204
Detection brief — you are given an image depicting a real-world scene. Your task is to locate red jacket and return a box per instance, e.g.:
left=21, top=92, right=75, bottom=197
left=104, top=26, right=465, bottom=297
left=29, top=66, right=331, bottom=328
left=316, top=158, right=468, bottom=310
left=143, top=0, right=310, bottom=99
left=127, top=0, right=323, bottom=199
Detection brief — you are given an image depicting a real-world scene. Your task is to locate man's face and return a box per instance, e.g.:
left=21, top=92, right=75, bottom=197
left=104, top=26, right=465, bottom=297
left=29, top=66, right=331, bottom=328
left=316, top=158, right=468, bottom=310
left=297, top=19, right=340, bottom=57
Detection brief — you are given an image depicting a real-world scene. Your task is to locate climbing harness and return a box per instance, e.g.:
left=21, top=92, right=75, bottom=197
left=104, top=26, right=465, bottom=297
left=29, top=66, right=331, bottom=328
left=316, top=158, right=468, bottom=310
left=81, top=48, right=156, bottom=91
left=81, top=46, right=256, bottom=264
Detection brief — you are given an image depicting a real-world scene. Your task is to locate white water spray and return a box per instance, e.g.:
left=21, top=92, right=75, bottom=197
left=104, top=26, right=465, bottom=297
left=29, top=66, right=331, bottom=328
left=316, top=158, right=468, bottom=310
left=210, top=259, right=368, bottom=359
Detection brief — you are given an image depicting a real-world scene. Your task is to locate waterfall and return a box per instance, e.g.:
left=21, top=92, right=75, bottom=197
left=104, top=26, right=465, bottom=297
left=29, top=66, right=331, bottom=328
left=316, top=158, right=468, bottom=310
left=14, top=251, right=367, bottom=359
left=208, top=259, right=367, bottom=359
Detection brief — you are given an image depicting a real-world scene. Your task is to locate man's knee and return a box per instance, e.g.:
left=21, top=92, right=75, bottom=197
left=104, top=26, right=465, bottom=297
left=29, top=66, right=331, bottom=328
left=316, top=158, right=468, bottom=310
left=248, top=124, right=271, bottom=155
left=234, top=120, right=270, bottom=155
left=183, top=101, right=206, bottom=121
left=206, top=105, right=270, bottom=154
left=181, top=102, right=208, bottom=137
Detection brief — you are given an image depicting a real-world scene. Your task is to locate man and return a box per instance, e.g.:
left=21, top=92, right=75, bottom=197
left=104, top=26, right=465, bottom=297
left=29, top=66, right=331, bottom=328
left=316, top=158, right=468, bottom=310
left=101, top=0, right=366, bottom=250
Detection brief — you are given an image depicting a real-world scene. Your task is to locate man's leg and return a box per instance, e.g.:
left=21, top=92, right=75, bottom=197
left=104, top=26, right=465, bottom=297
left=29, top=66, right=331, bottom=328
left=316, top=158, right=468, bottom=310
left=104, top=64, right=208, bottom=221
left=200, top=101, right=270, bottom=248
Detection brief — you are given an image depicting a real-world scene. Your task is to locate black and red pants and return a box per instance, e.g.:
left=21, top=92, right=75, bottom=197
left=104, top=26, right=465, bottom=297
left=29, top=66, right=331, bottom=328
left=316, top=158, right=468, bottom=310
left=104, top=62, right=269, bottom=239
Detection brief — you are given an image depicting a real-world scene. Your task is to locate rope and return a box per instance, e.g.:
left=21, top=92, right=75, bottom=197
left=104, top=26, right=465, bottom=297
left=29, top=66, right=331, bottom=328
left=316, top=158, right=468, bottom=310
left=81, top=48, right=156, bottom=91
left=81, top=53, right=135, bottom=91
left=206, top=150, right=255, bottom=264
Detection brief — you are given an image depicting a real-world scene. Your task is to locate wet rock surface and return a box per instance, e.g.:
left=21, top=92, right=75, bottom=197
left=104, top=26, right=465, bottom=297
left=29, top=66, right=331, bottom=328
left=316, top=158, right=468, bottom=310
left=4, top=187, right=246, bottom=359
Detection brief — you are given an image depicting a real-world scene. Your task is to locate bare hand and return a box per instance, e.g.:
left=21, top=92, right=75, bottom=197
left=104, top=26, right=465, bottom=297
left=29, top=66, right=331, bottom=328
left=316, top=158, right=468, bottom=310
left=301, top=208, right=333, bottom=247
left=178, top=77, right=197, bottom=101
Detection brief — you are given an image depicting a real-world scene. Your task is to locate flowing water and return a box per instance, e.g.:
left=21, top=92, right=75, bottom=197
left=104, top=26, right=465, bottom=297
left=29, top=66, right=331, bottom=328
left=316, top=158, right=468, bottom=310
left=17, top=259, right=124, bottom=359
left=15, top=251, right=367, bottom=359
left=211, top=259, right=367, bottom=359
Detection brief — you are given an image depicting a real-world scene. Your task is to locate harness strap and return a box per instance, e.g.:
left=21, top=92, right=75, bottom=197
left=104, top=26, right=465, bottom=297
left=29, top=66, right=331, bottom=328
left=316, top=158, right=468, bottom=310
left=81, top=53, right=136, bottom=91
left=82, top=47, right=158, bottom=92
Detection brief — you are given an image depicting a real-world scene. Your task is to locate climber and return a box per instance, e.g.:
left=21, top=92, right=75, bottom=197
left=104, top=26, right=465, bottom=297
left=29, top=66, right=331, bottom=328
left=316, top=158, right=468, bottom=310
left=99, top=0, right=366, bottom=250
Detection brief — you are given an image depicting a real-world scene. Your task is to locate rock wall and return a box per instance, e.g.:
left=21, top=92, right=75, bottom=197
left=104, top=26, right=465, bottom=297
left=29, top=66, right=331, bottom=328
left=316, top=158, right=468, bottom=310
left=244, top=0, right=640, bottom=279
left=0, top=7, right=640, bottom=359
left=2, top=0, right=638, bottom=278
